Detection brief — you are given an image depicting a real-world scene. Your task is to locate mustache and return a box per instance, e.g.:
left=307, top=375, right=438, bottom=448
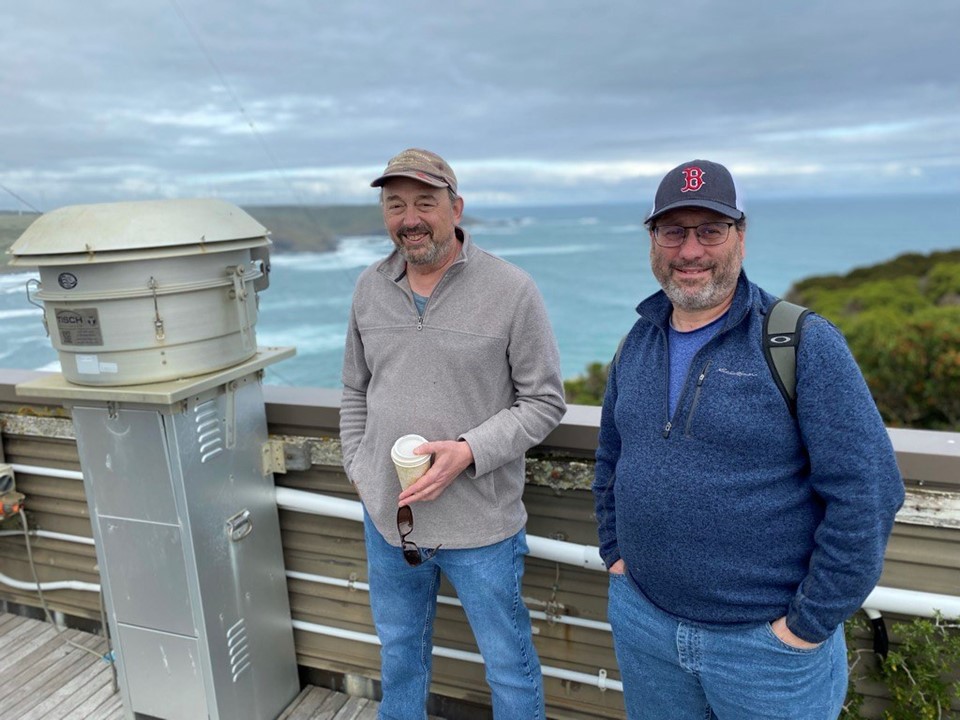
left=399, top=223, right=431, bottom=238
left=670, top=261, right=714, bottom=271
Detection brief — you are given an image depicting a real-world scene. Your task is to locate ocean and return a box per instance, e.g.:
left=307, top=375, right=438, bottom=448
left=2, top=196, right=958, bottom=389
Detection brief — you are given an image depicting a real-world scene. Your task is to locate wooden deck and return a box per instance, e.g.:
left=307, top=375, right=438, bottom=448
left=0, top=612, right=123, bottom=719
left=0, top=612, right=444, bottom=720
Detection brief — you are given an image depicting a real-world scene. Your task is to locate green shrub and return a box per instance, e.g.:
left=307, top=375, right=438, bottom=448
left=843, top=613, right=960, bottom=720
left=789, top=250, right=960, bottom=300
left=563, top=362, right=608, bottom=406
left=842, top=307, right=960, bottom=429
left=922, top=263, right=960, bottom=305
left=807, top=277, right=929, bottom=322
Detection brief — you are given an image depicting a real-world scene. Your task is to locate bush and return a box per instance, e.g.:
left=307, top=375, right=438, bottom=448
left=922, top=263, right=960, bottom=305
left=842, top=307, right=960, bottom=430
left=563, top=362, right=608, bottom=406
left=843, top=613, right=960, bottom=720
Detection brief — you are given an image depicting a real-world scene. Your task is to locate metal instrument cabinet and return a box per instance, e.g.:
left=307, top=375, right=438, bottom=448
left=24, top=352, right=299, bottom=720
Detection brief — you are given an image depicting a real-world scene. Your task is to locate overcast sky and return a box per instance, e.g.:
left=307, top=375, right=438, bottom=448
left=2, top=0, right=958, bottom=211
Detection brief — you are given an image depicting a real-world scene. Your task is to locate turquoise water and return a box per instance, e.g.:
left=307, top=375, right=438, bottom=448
left=2, top=196, right=958, bottom=388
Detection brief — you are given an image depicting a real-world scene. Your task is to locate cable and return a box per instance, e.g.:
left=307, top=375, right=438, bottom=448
left=99, top=588, right=118, bottom=691
left=0, top=181, right=41, bottom=213
left=17, top=508, right=113, bottom=663
left=166, top=0, right=368, bottom=294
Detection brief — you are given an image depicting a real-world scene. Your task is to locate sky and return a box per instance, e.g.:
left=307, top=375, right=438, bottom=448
left=2, top=0, right=959, bottom=211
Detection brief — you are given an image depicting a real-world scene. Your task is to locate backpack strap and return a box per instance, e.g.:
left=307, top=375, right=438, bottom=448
left=763, top=300, right=811, bottom=416
left=612, top=333, right=627, bottom=368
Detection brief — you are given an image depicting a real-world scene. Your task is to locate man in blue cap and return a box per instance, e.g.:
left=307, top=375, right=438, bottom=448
left=593, top=159, right=904, bottom=719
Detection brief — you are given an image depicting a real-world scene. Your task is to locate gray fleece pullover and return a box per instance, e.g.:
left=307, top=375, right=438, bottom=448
left=340, top=229, right=566, bottom=548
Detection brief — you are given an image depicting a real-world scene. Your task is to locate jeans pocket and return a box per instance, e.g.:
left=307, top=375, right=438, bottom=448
left=762, top=622, right=825, bottom=654
left=608, top=571, right=628, bottom=588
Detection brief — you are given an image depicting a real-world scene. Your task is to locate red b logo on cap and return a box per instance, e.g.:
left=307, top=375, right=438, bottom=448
left=681, top=167, right=704, bottom=193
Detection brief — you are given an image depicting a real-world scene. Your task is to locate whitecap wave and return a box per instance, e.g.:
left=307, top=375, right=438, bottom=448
left=260, top=292, right=352, bottom=313
left=470, top=225, right=521, bottom=237
left=270, top=236, right=392, bottom=273
left=36, top=360, right=62, bottom=372
left=486, top=244, right=592, bottom=258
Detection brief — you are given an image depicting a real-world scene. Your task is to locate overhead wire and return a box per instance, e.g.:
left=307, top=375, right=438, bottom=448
left=165, top=0, right=366, bottom=277
left=166, top=0, right=373, bottom=388
left=0, top=181, right=42, bottom=213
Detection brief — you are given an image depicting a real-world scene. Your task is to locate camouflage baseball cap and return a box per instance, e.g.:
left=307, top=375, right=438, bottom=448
left=370, top=148, right=458, bottom=194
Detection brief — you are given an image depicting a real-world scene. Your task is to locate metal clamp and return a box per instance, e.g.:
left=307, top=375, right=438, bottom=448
left=226, top=509, right=253, bottom=542
left=228, top=265, right=253, bottom=351
left=148, top=277, right=165, bottom=341
left=25, top=278, right=49, bottom=337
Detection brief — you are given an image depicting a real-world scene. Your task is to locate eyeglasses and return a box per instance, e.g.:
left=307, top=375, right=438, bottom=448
left=653, top=222, right=735, bottom=248
left=397, top=505, right=441, bottom=567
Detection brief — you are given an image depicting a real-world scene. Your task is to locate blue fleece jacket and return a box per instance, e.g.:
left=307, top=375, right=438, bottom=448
left=593, top=271, right=904, bottom=643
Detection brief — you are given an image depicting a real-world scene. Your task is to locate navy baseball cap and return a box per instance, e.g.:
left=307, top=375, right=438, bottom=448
left=646, top=159, right=744, bottom=223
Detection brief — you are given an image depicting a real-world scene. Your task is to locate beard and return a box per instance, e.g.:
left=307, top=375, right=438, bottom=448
left=651, top=242, right=743, bottom=312
left=393, top=223, right=452, bottom=267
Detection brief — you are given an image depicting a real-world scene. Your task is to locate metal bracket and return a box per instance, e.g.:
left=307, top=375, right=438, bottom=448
left=261, top=438, right=286, bottom=475
left=224, top=381, right=238, bottom=450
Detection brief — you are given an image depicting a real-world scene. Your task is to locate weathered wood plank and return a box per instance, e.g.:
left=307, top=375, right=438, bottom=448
left=331, top=695, right=377, bottom=719
left=14, top=649, right=112, bottom=720
left=1, top=630, right=104, bottom=714
left=0, top=613, right=123, bottom=719
left=278, top=685, right=339, bottom=720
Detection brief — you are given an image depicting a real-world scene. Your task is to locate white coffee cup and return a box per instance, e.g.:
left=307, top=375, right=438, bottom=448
left=391, top=434, right=431, bottom=490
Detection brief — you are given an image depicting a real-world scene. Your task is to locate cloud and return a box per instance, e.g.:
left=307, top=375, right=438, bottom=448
left=1, top=0, right=959, bottom=209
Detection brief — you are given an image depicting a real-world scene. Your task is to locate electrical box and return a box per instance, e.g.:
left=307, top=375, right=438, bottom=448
left=18, top=350, right=300, bottom=720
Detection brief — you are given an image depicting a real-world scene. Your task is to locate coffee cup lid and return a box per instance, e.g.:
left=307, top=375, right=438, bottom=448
left=392, top=434, right=427, bottom=460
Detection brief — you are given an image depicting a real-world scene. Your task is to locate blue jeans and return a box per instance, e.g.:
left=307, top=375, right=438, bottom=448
left=363, top=511, right=545, bottom=720
left=607, top=573, right=847, bottom=720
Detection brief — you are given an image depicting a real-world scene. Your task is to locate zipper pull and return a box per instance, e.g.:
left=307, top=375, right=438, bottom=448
left=417, top=316, right=423, bottom=331
left=662, top=421, right=672, bottom=438
left=697, top=370, right=707, bottom=386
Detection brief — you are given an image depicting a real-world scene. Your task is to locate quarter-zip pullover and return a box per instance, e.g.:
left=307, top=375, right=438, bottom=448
left=341, top=229, right=566, bottom=549
left=593, top=271, right=903, bottom=643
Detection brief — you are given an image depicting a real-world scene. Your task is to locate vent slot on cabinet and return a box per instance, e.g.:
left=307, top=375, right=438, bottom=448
left=194, top=400, right=223, bottom=463
left=226, top=617, right=251, bottom=682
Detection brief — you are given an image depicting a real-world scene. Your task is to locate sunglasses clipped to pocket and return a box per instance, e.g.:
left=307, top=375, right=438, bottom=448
left=396, top=505, right=441, bottom=567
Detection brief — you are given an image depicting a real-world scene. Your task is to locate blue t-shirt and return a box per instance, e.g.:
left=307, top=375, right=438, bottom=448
left=412, top=291, right=429, bottom=316
left=668, top=313, right=726, bottom=415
